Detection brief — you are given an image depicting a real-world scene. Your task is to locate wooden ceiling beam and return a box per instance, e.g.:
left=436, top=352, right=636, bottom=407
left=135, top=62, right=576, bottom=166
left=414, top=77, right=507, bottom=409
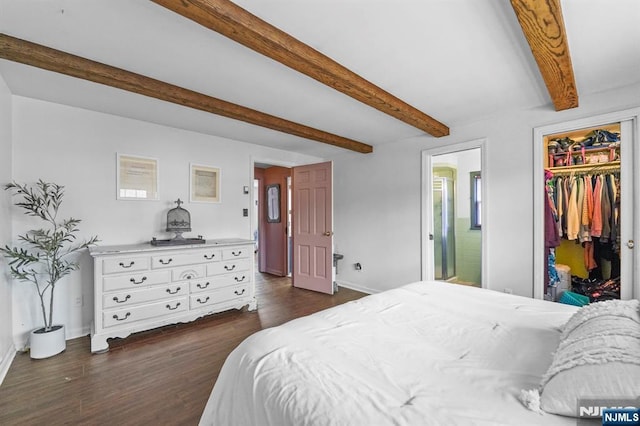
left=510, top=0, right=578, bottom=110
left=151, top=0, right=450, bottom=138
left=0, top=33, right=373, bottom=153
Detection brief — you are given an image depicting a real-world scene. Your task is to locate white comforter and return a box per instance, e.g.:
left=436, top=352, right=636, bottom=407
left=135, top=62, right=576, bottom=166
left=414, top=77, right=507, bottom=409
left=200, top=281, right=592, bottom=425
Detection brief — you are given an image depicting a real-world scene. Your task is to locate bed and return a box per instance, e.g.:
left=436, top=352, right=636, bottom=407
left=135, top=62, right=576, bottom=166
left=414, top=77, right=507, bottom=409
left=200, top=281, right=638, bottom=425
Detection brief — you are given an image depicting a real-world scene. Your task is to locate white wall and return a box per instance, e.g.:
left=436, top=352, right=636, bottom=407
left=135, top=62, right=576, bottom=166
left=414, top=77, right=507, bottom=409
left=0, top=74, right=14, bottom=381
left=334, top=83, right=640, bottom=297
left=10, top=96, right=323, bottom=347
left=7, top=82, right=640, bottom=349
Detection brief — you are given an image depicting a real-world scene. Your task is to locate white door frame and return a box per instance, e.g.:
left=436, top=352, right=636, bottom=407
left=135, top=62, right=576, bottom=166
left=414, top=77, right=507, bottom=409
left=532, top=108, right=640, bottom=300
left=421, top=138, right=488, bottom=287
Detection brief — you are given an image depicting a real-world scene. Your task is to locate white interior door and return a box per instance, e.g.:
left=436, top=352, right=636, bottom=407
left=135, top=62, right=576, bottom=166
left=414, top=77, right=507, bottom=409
left=619, top=119, right=635, bottom=299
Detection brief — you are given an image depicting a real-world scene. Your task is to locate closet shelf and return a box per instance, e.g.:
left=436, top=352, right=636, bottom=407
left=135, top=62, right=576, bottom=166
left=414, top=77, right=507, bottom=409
left=548, top=161, right=620, bottom=175
left=550, top=145, right=618, bottom=158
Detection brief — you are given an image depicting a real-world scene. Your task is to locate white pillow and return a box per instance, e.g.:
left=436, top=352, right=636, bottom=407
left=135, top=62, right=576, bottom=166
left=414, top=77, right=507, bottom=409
left=539, top=299, right=640, bottom=417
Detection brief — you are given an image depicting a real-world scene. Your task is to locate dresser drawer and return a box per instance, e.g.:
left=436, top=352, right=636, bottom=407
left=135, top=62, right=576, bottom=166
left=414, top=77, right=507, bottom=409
left=207, top=259, right=251, bottom=276
left=189, top=284, right=250, bottom=309
left=189, top=278, right=216, bottom=294
left=222, top=247, right=250, bottom=260
left=102, top=256, right=149, bottom=275
left=171, top=265, right=206, bottom=281
left=103, top=270, right=170, bottom=292
left=151, top=249, right=221, bottom=268
left=103, top=284, right=187, bottom=309
left=211, top=272, right=251, bottom=287
left=103, top=297, right=187, bottom=328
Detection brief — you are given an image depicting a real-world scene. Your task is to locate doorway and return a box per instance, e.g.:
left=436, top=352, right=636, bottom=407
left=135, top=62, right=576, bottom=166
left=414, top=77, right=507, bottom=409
left=422, top=139, right=486, bottom=287
left=254, top=163, right=291, bottom=277
left=252, top=158, right=335, bottom=295
left=533, top=109, right=640, bottom=301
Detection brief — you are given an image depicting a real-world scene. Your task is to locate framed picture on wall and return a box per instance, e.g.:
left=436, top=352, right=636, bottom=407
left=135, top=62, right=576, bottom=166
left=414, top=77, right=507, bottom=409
left=190, top=163, right=221, bottom=203
left=117, top=153, right=159, bottom=200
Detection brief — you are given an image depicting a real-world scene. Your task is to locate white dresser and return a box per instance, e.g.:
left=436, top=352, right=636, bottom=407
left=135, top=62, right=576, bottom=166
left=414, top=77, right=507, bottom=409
left=89, top=238, right=256, bottom=353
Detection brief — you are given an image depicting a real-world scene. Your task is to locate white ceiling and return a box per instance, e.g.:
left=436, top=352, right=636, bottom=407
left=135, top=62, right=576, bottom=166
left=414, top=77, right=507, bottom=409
left=1, top=0, right=639, bottom=158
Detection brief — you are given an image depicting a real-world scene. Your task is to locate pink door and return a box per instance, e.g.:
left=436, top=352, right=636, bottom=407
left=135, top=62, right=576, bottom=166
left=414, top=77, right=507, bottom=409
left=292, top=161, right=333, bottom=294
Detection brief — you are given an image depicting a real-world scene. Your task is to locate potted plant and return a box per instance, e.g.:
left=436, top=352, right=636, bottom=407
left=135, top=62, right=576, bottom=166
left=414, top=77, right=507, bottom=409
left=1, top=180, right=98, bottom=359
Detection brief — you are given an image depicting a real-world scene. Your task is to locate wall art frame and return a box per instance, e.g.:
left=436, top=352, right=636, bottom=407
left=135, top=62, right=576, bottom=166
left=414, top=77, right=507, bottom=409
left=116, top=153, right=159, bottom=200
left=190, top=163, right=221, bottom=203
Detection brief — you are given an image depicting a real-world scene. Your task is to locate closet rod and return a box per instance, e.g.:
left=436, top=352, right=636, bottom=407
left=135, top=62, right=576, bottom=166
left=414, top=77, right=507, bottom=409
left=547, top=161, right=620, bottom=176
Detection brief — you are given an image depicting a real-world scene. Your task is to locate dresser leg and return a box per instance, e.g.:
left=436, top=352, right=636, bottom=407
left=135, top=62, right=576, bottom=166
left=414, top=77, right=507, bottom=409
left=91, top=335, right=110, bottom=354
left=247, top=297, right=258, bottom=311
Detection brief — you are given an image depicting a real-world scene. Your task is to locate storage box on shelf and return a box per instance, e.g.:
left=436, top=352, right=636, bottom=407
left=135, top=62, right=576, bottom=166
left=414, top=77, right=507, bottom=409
left=89, top=238, right=256, bottom=353
left=547, top=145, right=620, bottom=170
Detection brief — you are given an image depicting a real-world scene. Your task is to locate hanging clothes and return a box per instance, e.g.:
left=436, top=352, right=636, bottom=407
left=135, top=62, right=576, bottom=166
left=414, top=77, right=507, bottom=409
left=583, top=241, right=597, bottom=271
left=566, top=177, right=579, bottom=240
left=591, top=175, right=603, bottom=237
left=544, top=173, right=560, bottom=293
left=601, top=176, right=612, bottom=243
left=579, top=176, right=591, bottom=243
left=546, top=170, right=620, bottom=279
left=554, top=176, right=564, bottom=237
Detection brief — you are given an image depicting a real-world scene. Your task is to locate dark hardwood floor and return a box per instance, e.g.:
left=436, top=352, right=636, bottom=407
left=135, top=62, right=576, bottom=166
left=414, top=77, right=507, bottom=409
left=0, top=273, right=366, bottom=425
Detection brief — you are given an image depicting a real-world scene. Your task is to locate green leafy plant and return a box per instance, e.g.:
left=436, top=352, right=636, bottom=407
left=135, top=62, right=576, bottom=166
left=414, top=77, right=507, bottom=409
left=1, top=180, right=99, bottom=332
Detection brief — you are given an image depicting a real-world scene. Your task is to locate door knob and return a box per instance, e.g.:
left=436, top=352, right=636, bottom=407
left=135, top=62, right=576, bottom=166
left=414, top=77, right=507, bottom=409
left=323, top=231, right=333, bottom=236
left=628, top=240, right=635, bottom=249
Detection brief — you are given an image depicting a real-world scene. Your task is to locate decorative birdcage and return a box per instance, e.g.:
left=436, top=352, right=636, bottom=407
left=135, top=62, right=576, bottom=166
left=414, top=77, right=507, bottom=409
left=166, top=198, right=191, bottom=238
left=150, top=199, right=205, bottom=246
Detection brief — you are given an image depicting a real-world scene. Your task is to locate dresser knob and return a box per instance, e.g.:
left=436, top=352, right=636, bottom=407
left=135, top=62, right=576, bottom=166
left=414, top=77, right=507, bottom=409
left=197, top=296, right=210, bottom=304
left=159, top=258, right=173, bottom=265
left=166, top=287, right=181, bottom=295
left=234, top=276, right=246, bottom=282
left=234, top=289, right=245, bottom=296
left=119, top=261, right=135, bottom=268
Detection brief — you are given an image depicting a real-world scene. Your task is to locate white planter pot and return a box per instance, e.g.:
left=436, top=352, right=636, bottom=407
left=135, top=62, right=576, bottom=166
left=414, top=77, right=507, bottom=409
left=29, top=325, right=66, bottom=359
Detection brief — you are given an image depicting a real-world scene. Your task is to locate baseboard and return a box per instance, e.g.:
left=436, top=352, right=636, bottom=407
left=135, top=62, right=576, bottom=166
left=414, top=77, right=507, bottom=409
left=0, top=344, right=16, bottom=386
left=14, top=335, right=28, bottom=352
left=66, top=325, right=91, bottom=341
left=336, top=280, right=378, bottom=295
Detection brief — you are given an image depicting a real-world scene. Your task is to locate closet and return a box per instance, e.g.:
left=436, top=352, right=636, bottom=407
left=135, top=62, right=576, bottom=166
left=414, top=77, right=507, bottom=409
left=543, top=123, right=622, bottom=303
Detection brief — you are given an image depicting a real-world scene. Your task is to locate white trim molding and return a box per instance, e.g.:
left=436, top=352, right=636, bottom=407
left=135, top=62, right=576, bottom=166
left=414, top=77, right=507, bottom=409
left=0, top=344, right=16, bottom=386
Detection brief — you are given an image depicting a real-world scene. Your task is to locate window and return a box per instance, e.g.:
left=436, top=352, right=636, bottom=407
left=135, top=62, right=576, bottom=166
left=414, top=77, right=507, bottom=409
left=470, top=171, right=481, bottom=229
